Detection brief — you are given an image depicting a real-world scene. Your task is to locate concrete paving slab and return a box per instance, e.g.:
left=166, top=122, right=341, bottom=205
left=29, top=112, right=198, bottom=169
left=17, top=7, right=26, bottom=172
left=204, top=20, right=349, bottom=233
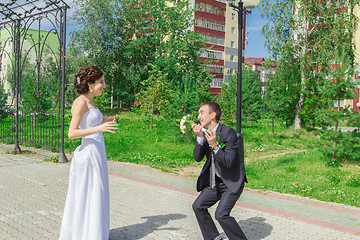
left=0, top=145, right=359, bottom=240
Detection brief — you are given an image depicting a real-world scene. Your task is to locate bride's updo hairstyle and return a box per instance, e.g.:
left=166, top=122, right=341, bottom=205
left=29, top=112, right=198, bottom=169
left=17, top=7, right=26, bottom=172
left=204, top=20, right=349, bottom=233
left=74, top=65, right=103, bottom=94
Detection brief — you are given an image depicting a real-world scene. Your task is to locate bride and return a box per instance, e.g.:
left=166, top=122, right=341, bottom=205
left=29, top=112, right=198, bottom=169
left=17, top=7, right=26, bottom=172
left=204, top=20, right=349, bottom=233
left=59, top=66, right=118, bottom=240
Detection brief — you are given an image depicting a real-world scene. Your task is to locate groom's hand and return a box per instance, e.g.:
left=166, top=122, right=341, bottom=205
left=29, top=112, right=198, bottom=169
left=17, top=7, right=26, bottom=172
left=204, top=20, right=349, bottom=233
left=205, top=131, right=217, bottom=148
left=192, top=124, right=203, bottom=137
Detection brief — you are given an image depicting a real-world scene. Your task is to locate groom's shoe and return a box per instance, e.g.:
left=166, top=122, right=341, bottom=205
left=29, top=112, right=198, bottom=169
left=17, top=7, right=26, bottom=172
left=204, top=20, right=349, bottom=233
left=213, top=236, right=224, bottom=240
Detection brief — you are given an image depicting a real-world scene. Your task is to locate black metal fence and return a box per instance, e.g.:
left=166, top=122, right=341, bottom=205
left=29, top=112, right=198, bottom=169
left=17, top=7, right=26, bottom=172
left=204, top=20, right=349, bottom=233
left=0, top=0, right=69, bottom=162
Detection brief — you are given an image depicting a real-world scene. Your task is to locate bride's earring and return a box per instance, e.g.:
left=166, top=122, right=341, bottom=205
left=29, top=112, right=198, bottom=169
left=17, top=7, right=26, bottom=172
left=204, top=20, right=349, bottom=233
left=89, top=86, right=93, bottom=93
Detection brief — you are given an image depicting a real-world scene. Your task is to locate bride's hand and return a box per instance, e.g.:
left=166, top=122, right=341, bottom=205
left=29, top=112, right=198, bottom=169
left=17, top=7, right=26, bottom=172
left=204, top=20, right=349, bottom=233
left=98, top=120, right=118, bottom=133
left=103, top=116, right=115, bottom=123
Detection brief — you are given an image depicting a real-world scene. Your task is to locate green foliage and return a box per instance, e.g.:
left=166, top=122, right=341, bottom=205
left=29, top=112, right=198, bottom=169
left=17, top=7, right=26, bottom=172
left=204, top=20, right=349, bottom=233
left=5, top=110, right=360, bottom=206
left=69, top=0, right=211, bottom=110
left=0, top=81, right=8, bottom=109
left=69, top=0, right=126, bottom=108
left=64, top=56, right=79, bottom=106
left=318, top=47, right=358, bottom=107
left=260, top=0, right=360, bottom=130
left=313, top=47, right=359, bottom=160
left=348, top=111, right=360, bottom=131
left=219, top=66, right=263, bottom=125
left=315, top=108, right=347, bottom=130
left=263, top=59, right=300, bottom=127
left=137, top=65, right=173, bottom=129
left=319, top=129, right=360, bottom=162
left=239, top=67, right=263, bottom=122
left=7, top=56, right=57, bottom=113
left=94, top=88, right=111, bottom=111
left=246, top=150, right=360, bottom=207
left=218, top=73, right=237, bottom=125
left=165, top=72, right=213, bottom=119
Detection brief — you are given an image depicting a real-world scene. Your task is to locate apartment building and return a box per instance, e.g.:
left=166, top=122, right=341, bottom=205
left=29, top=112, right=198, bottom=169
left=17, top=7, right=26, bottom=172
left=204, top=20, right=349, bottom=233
left=188, top=0, right=246, bottom=95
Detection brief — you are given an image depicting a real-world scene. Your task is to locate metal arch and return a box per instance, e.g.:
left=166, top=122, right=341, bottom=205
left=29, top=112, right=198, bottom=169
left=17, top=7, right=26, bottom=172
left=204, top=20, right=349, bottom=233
left=0, top=0, right=70, bottom=24
left=0, top=0, right=69, bottom=162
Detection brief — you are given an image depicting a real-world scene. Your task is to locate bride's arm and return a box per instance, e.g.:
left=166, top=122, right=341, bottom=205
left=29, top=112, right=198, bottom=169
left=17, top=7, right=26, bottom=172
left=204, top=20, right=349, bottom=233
left=68, top=99, right=117, bottom=139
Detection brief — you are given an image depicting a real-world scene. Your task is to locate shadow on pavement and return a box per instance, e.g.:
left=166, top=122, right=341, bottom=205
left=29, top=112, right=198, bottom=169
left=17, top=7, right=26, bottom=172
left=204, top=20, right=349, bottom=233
left=109, top=213, right=187, bottom=240
left=238, top=217, right=273, bottom=240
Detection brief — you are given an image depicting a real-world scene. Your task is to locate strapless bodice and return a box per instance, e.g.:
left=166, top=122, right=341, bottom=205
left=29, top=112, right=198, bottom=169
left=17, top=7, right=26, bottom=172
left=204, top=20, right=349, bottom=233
left=79, top=108, right=103, bottom=142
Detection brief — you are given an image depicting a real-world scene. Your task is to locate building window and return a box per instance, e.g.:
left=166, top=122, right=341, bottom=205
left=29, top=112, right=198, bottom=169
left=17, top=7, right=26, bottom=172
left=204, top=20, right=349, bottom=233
left=210, top=78, right=223, bottom=88
left=201, top=49, right=224, bottom=60
left=231, top=27, right=236, bottom=34
left=334, top=100, right=344, bottom=108
left=232, top=13, right=236, bottom=20
left=195, top=17, right=225, bottom=32
left=203, top=34, right=225, bottom=46
left=205, top=64, right=224, bottom=74
left=226, top=68, right=234, bottom=74
left=230, top=41, right=235, bottom=48
left=195, top=2, right=226, bottom=17
left=230, top=55, right=234, bottom=62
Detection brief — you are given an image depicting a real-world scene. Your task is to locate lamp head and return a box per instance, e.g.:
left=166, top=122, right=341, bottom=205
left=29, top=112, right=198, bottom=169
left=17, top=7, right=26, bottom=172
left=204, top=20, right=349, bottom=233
left=242, top=0, right=261, bottom=9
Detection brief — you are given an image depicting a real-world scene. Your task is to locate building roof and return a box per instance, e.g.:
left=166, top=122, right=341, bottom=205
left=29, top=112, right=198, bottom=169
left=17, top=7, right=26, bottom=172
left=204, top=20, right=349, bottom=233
left=245, top=57, right=265, bottom=65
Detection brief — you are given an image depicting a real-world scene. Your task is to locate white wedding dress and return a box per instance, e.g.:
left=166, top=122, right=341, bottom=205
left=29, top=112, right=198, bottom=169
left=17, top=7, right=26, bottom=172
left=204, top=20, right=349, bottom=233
left=59, top=108, right=109, bottom=240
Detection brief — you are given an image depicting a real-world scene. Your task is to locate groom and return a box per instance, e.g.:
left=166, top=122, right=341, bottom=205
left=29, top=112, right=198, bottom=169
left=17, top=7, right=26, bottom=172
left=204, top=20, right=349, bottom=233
left=191, top=102, right=248, bottom=240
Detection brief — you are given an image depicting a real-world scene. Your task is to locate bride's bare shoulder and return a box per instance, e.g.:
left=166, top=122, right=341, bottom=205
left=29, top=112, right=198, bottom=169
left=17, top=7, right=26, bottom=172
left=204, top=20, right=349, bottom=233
left=71, top=96, right=88, bottom=114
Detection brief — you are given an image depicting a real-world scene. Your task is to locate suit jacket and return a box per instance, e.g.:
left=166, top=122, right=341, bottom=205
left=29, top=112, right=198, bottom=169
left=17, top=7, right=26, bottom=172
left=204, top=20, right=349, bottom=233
left=193, top=123, right=247, bottom=194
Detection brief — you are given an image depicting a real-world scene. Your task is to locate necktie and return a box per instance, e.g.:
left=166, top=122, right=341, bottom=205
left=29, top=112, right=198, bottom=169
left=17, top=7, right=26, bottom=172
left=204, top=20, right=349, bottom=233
left=210, top=151, right=215, bottom=188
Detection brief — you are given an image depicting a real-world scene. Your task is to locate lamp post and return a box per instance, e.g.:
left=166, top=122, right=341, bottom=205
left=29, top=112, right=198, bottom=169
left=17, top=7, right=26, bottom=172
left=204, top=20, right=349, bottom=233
left=229, top=0, right=260, bottom=162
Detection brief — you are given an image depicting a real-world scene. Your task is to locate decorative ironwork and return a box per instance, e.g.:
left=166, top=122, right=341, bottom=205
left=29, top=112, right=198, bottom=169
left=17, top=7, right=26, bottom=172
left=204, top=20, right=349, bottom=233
left=0, top=0, right=69, bottom=162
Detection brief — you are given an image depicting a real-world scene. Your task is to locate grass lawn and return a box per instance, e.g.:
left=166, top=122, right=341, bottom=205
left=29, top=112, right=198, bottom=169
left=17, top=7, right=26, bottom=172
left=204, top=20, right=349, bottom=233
left=5, top=109, right=360, bottom=207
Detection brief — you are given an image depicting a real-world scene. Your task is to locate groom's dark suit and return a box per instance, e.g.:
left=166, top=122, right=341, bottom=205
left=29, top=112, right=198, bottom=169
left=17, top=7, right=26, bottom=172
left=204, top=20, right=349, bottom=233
left=192, top=123, right=248, bottom=240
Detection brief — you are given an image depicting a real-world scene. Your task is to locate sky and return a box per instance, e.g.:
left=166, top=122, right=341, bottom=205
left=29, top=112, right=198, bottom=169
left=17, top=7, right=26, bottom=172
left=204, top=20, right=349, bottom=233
left=245, top=7, right=270, bottom=58
left=62, top=0, right=270, bottom=59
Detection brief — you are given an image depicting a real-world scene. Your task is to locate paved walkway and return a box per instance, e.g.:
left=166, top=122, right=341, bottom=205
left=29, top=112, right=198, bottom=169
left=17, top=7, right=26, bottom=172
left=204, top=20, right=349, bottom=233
left=0, top=145, right=359, bottom=240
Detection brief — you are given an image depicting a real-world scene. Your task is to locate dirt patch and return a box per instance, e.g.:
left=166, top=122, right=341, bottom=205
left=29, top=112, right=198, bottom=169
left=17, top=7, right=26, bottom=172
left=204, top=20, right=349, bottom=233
left=249, top=149, right=308, bottom=161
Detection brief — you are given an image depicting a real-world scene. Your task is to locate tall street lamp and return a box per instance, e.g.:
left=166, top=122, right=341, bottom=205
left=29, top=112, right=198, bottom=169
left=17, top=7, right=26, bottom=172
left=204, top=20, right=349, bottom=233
left=229, top=0, right=260, bottom=163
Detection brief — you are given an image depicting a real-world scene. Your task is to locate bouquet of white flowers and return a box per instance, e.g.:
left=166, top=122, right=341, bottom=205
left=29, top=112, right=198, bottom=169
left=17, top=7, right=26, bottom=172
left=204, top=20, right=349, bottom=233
left=180, top=115, right=194, bottom=134
left=180, top=115, right=209, bottom=134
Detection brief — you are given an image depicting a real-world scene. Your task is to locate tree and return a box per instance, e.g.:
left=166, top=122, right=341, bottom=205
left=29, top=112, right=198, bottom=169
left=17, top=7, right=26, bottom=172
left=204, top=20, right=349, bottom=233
left=263, top=58, right=300, bottom=137
left=260, top=0, right=360, bottom=130
left=315, top=47, right=358, bottom=160
left=138, top=65, right=172, bottom=129
left=69, top=0, right=125, bottom=107
left=219, top=66, right=262, bottom=125
left=69, top=0, right=211, bottom=110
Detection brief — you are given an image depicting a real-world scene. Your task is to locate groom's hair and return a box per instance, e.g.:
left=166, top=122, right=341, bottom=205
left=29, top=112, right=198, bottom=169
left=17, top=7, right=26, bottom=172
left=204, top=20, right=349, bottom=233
left=201, top=102, right=221, bottom=122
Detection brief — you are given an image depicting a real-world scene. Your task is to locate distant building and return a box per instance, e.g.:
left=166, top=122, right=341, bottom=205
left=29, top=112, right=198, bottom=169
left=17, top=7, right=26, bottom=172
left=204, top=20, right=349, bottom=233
left=244, top=57, right=277, bottom=95
left=188, top=0, right=246, bottom=96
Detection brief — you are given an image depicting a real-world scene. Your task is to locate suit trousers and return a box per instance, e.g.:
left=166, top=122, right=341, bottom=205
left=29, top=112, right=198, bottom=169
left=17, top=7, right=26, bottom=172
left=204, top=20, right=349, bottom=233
left=192, top=177, right=247, bottom=240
